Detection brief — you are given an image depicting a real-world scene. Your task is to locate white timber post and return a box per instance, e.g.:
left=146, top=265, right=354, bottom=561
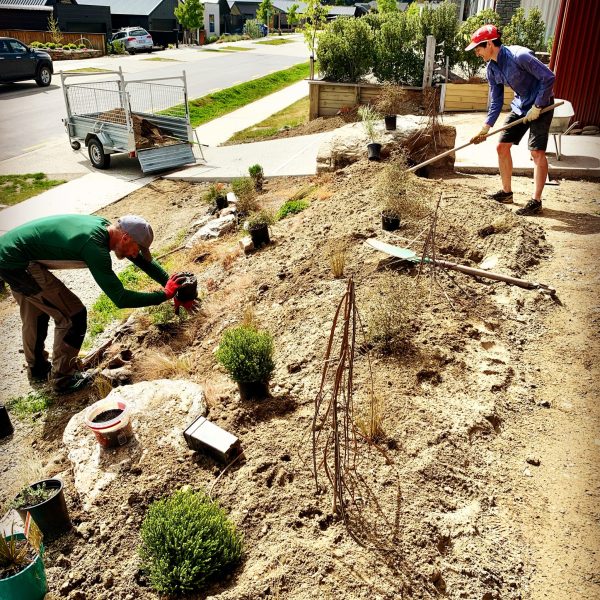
left=422, top=35, right=436, bottom=89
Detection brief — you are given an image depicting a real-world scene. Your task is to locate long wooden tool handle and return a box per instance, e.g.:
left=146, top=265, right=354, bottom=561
left=407, top=101, right=564, bottom=173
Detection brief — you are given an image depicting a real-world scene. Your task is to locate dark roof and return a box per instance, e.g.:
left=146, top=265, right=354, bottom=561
left=78, top=0, right=164, bottom=16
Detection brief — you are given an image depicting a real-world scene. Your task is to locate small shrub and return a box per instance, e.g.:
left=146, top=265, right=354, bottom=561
left=277, top=198, right=308, bottom=220
left=0, top=526, right=30, bottom=573
left=111, top=40, right=126, bottom=55
left=546, top=35, right=554, bottom=54
left=146, top=302, right=189, bottom=326
left=244, top=19, right=264, bottom=39
left=231, top=177, right=258, bottom=213
left=139, top=488, right=243, bottom=594
left=327, top=239, right=347, bottom=279
left=207, top=35, right=219, bottom=44
left=355, top=392, right=385, bottom=442
left=376, top=155, right=427, bottom=220
left=29, top=41, right=43, bottom=48
left=374, top=84, right=408, bottom=115
left=12, top=482, right=55, bottom=510
left=78, top=43, right=86, bottom=49
left=317, top=17, right=375, bottom=83
left=46, top=42, right=57, bottom=49
left=248, top=163, right=264, bottom=191
left=203, top=182, right=227, bottom=207
left=216, top=324, right=275, bottom=383
left=358, top=105, right=382, bottom=144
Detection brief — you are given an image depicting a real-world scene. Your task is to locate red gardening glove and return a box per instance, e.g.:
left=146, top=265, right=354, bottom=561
left=163, top=273, right=186, bottom=299
left=174, top=298, right=200, bottom=315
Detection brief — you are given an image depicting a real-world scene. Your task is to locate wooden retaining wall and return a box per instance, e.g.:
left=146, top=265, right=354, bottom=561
left=441, top=83, right=512, bottom=112
left=308, top=80, right=422, bottom=120
left=0, top=30, right=106, bottom=54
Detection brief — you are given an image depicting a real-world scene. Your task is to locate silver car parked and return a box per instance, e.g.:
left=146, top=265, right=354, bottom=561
left=111, top=28, right=153, bottom=54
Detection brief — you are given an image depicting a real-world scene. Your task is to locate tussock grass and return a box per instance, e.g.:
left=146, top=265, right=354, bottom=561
left=0, top=173, right=65, bottom=206
left=355, top=392, right=385, bottom=442
left=327, top=239, right=347, bottom=279
left=137, top=348, right=194, bottom=380
left=492, top=213, right=518, bottom=233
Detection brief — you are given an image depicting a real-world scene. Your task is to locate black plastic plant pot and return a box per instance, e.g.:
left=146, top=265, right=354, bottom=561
left=215, top=195, right=228, bottom=210
left=384, top=115, right=397, bottom=131
left=0, top=405, right=14, bottom=438
left=238, top=381, right=269, bottom=401
left=367, top=143, right=382, bottom=161
left=249, top=224, right=270, bottom=248
left=381, top=213, right=400, bottom=231
left=14, top=479, right=71, bottom=540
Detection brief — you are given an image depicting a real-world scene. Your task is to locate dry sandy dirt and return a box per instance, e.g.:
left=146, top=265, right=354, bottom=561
left=1, top=156, right=599, bottom=600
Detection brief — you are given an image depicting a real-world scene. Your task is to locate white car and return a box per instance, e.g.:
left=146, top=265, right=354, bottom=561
left=111, top=28, right=153, bottom=54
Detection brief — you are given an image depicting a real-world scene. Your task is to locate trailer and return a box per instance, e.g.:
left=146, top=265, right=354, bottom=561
left=60, top=68, right=199, bottom=174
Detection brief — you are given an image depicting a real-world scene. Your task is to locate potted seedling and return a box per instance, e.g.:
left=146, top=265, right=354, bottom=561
left=358, top=105, right=383, bottom=161
left=215, top=324, right=275, bottom=401
left=0, top=405, right=14, bottom=438
left=248, top=164, right=264, bottom=191
left=246, top=210, right=275, bottom=248
left=374, top=84, right=407, bottom=131
left=381, top=198, right=402, bottom=231
left=205, top=182, right=228, bottom=210
left=12, top=479, right=71, bottom=540
left=0, top=525, right=47, bottom=600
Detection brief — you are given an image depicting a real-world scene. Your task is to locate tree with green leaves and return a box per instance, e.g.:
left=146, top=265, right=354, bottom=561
left=419, top=0, right=459, bottom=69
left=174, top=0, right=204, bottom=44
left=301, top=0, right=328, bottom=78
left=47, top=13, right=63, bottom=46
left=257, top=0, right=274, bottom=28
left=377, top=0, right=397, bottom=15
left=287, top=3, right=300, bottom=31
left=457, top=8, right=501, bottom=79
left=503, top=7, right=546, bottom=51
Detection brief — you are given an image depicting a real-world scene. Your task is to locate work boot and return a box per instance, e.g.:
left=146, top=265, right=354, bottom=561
left=486, top=190, right=514, bottom=204
left=54, top=371, right=94, bottom=395
left=28, top=361, right=52, bottom=384
left=515, top=199, right=542, bottom=216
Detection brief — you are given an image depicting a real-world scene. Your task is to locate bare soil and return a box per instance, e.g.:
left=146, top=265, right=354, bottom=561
left=1, top=163, right=599, bottom=600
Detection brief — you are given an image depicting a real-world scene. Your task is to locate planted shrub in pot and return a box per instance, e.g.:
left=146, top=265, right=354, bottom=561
left=231, top=177, right=259, bottom=221
left=12, top=479, right=71, bottom=540
left=248, top=164, right=264, bottom=191
left=0, top=527, right=47, bottom=600
left=374, top=84, right=409, bottom=131
left=204, top=182, right=228, bottom=210
left=246, top=209, right=275, bottom=248
left=215, top=324, right=275, bottom=400
left=358, top=105, right=383, bottom=161
left=139, top=488, right=242, bottom=595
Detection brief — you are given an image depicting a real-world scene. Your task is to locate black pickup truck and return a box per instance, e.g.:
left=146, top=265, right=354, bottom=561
left=0, top=37, right=53, bottom=87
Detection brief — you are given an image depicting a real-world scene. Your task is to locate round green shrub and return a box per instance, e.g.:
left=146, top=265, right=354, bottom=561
left=139, top=488, right=243, bottom=594
left=317, top=17, right=375, bottom=83
left=216, top=324, right=275, bottom=383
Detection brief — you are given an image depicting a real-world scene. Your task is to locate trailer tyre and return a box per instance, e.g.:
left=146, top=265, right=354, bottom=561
left=70, top=141, right=81, bottom=151
left=88, top=139, right=111, bottom=169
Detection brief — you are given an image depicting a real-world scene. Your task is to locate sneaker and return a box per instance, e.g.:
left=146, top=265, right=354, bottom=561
left=515, top=199, right=542, bottom=216
left=28, top=361, right=51, bottom=384
left=486, top=190, right=514, bottom=204
left=54, top=371, right=93, bottom=395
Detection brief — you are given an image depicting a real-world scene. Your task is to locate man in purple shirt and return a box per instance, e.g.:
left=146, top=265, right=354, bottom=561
left=466, top=25, right=555, bottom=216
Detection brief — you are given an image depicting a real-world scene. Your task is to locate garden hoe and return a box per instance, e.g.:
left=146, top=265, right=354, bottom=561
left=407, top=101, right=564, bottom=173
left=366, top=239, right=556, bottom=297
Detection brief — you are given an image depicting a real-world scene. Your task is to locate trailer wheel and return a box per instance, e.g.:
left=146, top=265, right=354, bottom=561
left=70, top=141, right=81, bottom=151
left=88, top=139, right=111, bottom=169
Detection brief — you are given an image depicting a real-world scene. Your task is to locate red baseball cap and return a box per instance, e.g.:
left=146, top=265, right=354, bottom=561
left=465, top=24, right=499, bottom=51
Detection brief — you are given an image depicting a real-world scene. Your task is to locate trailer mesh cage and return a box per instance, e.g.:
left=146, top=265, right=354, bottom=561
left=63, top=77, right=188, bottom=127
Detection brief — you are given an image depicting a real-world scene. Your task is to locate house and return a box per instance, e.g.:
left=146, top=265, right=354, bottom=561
left=202, top=0, right=231, bottom=37
left=0, top=0, right=111, bottom=35
left=80, top=0, right=180, bottom=46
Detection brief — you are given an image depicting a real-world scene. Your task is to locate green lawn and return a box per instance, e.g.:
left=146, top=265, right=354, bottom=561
left=227, top=96, right=309, bottom=143
left=187, top=62, right=309, bottom=127
left=143, top=57, right=180, bottom=61
left=62, top=67, right=111, bottom=73
left=216, top=46, right=254, bottom=52
left=255, top=39, right=294, bottom=45
left=0, top=173, right=66, bottom=207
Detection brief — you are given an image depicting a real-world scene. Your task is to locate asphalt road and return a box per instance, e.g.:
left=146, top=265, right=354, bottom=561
left=0, top=38, right=308, bottom=162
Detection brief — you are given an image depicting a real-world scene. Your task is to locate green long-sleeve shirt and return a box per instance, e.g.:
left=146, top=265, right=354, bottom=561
left=0, top=214, right=169, bottom=308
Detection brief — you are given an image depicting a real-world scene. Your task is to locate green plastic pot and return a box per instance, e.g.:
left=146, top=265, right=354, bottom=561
left=0, top=534, right=47, bottom=600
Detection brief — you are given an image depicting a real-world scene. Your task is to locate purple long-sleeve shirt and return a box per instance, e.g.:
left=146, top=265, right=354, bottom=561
left=485, top=45, right=555, bottom=127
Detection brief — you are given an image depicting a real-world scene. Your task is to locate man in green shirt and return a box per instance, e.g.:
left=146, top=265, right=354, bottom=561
left=0, top=214, right=190, bottom=394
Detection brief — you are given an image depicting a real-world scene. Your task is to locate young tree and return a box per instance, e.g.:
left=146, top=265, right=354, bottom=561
left=257, top=0, right=274, bottom=28
left=301, top=0, right=328, bottom=79
left=378, top=0, right=398, bottom=15
left=287, top=3, right=300, bottom=31
left=47, top=13, right=63, bottom=46
left=174, top=0, right=204, bottom=44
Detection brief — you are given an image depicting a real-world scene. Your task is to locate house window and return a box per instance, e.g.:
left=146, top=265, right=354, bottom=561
left=209, top=14, right=215, bottom=33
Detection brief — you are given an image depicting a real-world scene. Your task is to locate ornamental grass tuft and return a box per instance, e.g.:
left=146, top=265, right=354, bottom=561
left=139, top=488, right=243, bottom=594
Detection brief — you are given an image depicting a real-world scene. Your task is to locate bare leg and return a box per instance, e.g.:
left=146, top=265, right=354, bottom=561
left=497, top=142, right=513, bottom=192
left=531, top=150, right=548, bottom=200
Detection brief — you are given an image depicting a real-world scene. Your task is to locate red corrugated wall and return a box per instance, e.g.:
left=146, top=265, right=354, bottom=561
left=550, top=0, right=600, bottom=126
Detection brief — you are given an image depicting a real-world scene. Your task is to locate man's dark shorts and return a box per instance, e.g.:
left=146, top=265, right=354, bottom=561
left=498, top=104, right=554, bottom=151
